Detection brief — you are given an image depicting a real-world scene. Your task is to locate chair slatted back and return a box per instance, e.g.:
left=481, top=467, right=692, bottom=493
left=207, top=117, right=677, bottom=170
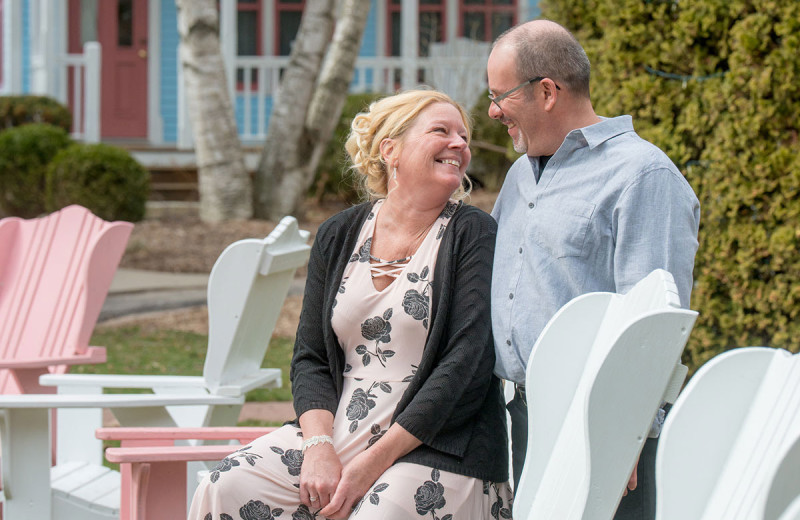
left=656, top=347, right=800, bottom=520
left=517, top=269, right=698, bottom=520
left=203, top=216, right=310, bottom=393
left=0, top=205, right=132, bottom=393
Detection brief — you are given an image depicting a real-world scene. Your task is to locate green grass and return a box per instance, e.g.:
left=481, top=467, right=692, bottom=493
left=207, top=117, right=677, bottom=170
left=83, top=327, right=294, bottom=402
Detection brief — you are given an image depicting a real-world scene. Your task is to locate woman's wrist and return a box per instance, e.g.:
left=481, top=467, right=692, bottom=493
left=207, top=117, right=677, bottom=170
left=302, top=435, right=334, bottom=453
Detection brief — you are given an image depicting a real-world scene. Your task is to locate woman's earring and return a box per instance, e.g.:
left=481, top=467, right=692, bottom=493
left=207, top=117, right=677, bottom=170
left=392, top=167, right=397, bottom=181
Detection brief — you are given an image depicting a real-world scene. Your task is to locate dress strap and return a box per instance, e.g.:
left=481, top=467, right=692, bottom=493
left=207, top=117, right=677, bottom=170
left=369, top=258, right=411, bottom=279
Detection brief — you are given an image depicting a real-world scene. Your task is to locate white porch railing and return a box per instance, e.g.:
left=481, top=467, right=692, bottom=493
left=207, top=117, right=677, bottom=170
left=233, top=51, right=488, bottom=142
left=59, top=42, right=101, bottom=143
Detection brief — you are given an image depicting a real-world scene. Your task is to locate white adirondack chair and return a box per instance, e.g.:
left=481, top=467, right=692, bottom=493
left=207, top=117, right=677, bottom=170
left=0, top=216, right=310, bottom=520
left=655, top=347, right=800, bottom=520
left=513, top=269, right=698, bottom=520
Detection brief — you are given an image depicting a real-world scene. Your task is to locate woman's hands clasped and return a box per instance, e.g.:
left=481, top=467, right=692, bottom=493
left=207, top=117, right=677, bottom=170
left=319, top=451, right=386, bottom=519
left=299, top=443, right=343, bottom=511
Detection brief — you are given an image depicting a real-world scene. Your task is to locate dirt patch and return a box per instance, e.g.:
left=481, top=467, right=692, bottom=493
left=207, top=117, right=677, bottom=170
left=122, top=199, right=350, bottom=274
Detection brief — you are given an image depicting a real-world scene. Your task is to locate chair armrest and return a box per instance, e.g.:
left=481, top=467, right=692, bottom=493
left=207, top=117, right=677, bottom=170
left=0, top=346, right=106, bottom=369
left=0, top=393, right=243, bottom=409
left=105, top=444, right=247, bottom=464
left=40, top=373, right=208, bottom=390
left=96, top=426, right=276, bottom=443
left=213, top=369, right=282, bottom=396
left=41, top=370, right=281, bottom=396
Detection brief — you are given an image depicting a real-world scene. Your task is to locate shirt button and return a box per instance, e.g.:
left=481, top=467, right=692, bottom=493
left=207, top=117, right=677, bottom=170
left=519, top=247, right=523, bottom=254
left=509, top=293, right=514, bottom=299
left=528, top=202, right=534, bottom=209
left=506, top=339, right=512, bottom=346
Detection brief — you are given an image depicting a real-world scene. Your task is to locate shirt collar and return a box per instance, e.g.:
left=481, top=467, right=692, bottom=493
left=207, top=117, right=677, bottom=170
left=569, top=115, right=634, bottom=150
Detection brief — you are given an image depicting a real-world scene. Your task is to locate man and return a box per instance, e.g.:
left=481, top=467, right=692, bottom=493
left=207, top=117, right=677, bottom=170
left=488, top=19, right=700, bottom=518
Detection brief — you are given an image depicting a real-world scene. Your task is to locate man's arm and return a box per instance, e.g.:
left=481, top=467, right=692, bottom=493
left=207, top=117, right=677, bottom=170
left=613, top=168, right=700, bottom=308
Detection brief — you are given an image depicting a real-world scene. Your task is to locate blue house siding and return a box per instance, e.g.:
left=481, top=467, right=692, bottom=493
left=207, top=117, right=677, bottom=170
left=527, top=0, right=541, bottom=19
left=160, top=0, right=180, bottom=143
left=360, top=0, right=378, bottom=57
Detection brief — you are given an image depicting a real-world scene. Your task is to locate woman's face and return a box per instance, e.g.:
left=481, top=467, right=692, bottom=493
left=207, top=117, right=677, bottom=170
left=385, top=102, right=471, bottom=202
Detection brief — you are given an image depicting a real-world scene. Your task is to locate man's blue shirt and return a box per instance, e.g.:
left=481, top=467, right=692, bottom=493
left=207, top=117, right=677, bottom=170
left=491, top=115, right=700, bottom=383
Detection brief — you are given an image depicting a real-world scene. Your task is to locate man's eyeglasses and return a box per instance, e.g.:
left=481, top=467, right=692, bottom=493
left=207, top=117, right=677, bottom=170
left=488, top=77, right=561, bottom=108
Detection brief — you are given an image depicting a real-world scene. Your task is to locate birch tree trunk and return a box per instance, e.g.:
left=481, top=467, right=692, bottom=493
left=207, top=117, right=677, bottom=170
left=176, top=0, right=252, bottom=222
left=252, top=0, right=335, bottom=219
left=254, top=0, right=371, bottom=220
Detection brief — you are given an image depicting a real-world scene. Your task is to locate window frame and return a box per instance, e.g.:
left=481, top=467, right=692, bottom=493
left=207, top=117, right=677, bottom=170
left=386, top=0, right=448, bottom=57
left=458, top=0, right=516, bottom=42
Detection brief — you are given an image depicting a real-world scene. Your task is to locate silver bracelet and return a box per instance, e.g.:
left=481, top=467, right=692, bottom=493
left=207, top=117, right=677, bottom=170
left=301, top=435, right=334, bottom=453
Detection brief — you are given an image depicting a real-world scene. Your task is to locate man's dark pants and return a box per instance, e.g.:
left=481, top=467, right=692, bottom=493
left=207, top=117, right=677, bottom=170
left=508, top=387, right=658, bottom=520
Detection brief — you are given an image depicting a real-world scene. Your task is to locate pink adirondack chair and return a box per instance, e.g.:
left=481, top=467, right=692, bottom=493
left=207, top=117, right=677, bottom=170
left=0, top=205, right=133, bottom=394
left=98, top=426, right=277, bottom=520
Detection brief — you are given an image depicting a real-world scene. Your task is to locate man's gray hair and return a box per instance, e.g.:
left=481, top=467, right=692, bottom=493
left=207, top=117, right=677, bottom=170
left=494, top=20, right=591, bottom=98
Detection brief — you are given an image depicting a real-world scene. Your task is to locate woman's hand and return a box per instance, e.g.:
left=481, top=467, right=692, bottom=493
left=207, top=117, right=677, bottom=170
left=297, top=409, right=339, bottom=510
left=299, top=443, right=342, bottom=510
left=319, top=450, right=384, bottom=519
left=320, top=424, right=421, bottom=518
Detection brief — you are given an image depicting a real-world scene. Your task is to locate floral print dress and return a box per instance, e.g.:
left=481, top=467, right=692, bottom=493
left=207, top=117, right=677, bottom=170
left=189, top=199, right=512, bottom=520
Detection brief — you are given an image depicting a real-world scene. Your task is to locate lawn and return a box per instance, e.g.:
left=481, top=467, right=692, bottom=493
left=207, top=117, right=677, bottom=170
left=82, top=326, right=295, bottom=402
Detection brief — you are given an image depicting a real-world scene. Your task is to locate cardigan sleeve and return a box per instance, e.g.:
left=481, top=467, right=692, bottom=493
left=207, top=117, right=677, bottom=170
left=290, top=218, right=341, bottom=418
left=393, top=209, right=498, bottom=456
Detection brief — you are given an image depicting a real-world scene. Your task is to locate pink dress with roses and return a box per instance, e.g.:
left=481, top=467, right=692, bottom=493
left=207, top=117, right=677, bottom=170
left=189, top=199, right=512, bottom=520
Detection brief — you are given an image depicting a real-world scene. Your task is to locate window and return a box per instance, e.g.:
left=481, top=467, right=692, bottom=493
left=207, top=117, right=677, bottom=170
left=277, top=0, right=304, bottom=56
left=388, top=0, right=445, bottom=57
left=460, top=0, right=515, bottom=42
left=231, top=0, right=306, bottom=57
left=237, top=0, right=260, bottom=57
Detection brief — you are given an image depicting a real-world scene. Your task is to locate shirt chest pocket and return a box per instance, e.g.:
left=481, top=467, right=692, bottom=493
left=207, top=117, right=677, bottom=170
left=532, top=197, right=596, bottom=258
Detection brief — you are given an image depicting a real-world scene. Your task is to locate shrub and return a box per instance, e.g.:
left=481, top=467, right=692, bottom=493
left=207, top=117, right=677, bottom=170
left=0, top=123, right=73, bottom=217
left=310, top=92, right=383, bottom=204
left=0, top=95, right=72, bottom=132
left=46, top=143, right=150, bottom=222
left=541, top=0, right=800, bottom=370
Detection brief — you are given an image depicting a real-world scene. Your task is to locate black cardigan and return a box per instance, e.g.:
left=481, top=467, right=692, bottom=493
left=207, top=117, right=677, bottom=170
left=290, top=201, right=508, bottom=482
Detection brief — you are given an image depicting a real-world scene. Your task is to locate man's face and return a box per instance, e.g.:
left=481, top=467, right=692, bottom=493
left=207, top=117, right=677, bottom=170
left=487, top=46, right=540, bottom=155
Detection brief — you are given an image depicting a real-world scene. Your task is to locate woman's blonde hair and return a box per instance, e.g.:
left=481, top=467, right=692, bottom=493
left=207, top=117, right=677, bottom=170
left=344, top=89, right=473, bottom=200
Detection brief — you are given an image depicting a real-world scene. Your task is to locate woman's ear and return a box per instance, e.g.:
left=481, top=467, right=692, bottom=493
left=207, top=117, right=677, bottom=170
left=380, top=138, right=396, bottom=166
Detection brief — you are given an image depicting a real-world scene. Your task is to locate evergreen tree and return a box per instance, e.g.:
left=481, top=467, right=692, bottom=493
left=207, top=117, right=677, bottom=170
left=540, top=0, right=800, bottom=368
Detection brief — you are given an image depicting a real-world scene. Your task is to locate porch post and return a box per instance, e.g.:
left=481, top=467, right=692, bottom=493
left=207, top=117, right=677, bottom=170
left=446, top=0, right=457, bottom=43
left=219, top=0, right=236, bottom=100
left=400, top=0, right=418, bottom=89
left=2, top=0, right=23, bottom=93
left=29, top=0, right=59, bottom=97
left=83, top=42, right=101, bottom=143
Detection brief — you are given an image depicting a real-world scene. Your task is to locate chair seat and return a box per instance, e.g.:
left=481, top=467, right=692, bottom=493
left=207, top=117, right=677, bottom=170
left=51, top=461, right=120, bottom=517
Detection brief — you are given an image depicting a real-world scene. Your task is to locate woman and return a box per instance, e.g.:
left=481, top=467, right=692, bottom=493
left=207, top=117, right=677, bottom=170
left=189, top=89, right=511, bottom=520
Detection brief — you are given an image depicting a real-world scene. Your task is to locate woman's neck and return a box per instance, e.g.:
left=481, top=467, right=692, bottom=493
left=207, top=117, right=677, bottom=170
left=368, top=194, right=447, bottom=265
left=379, top=195, right=446, bottom=236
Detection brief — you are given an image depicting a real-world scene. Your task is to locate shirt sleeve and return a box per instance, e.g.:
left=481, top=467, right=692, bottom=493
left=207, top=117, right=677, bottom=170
left=612, top=168, right=701, bottom=308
